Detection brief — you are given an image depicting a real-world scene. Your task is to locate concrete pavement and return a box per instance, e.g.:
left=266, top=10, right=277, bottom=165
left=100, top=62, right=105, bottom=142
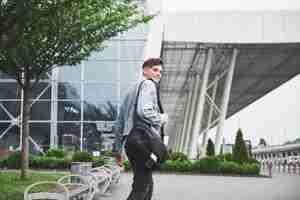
left=99, top=172, right=300, bottom=200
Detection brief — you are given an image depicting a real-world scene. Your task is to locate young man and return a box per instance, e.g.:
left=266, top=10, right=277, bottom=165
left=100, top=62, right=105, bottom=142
left=113, top=58, right=168, bottom=200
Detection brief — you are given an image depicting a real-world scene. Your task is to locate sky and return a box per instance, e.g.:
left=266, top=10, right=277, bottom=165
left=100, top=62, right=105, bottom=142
left=160, top=0, right=300, bottom=146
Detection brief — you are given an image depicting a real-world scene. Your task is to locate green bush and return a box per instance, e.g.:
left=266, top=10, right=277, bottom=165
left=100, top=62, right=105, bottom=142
left=239, top=163, right=260, bottom=175
left=247, top=157, right=260, bottom=165
left=3, top=151, right=22, bottom=169
left=93, top=156, right=106, bottom=167
left=193, top=156, right=221, bottom=173
left=217, top=153, right=233, bottom=162
left=30, top=156, right=71, bottom=169
left=160, top=160, right=193, bottom=172
left=101, top=150, right=114, bottom=157
left=72, top=151, right=93, bottom=162
left=206, top=139, right=215, bottom=156
left=219, top=161, right=240, bottom=174
left=168, top=152, right=188, bottom=161
left=45, top=148, right=65, bottom=158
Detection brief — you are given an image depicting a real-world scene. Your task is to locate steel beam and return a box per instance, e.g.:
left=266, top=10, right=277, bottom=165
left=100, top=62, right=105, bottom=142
left=215, top=48, right=239, bottom=154
left=188, top=48, right=213, bottom=158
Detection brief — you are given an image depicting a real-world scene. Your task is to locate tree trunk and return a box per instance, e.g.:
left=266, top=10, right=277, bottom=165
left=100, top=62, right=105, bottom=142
left=20, top=72, right=31, bottom=180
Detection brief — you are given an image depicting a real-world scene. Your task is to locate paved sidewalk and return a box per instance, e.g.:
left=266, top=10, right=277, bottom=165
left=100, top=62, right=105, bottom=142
left=99, top=172, right=300, bottom=200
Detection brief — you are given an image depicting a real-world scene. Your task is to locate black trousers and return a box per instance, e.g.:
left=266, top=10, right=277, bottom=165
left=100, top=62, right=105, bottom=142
left=125, top=129, right=153, bottom=200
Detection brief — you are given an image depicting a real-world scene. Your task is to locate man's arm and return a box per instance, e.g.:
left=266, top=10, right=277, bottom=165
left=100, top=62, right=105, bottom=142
left=137, top=80, right=163, bottom=127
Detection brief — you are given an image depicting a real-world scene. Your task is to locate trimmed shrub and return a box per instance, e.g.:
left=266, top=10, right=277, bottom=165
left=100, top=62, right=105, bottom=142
left=93, top=156, right=106, bottom=167
left=168, top=152, right=188, bottom=161
left=45, top=148, right=65, bottom=158
left=247, top=157, right=260, bottom=165
left=219, top=161, right=240, bottom=174
left=72, top=151, right=93, bottom=162
left=193, top=157, right=221, bottom=173
left=239, top=163, right=260, bottom=175
left=206, top=139, right=215, bottom=156
left=233, top=129, right=249, bottom=163
left=101, top=150, right=114, bottom=157
left=160, top=160, right=193, bottom=172
left=30, top=156, right=71, bottom=169
left=3, top=151, right=22, bottom=169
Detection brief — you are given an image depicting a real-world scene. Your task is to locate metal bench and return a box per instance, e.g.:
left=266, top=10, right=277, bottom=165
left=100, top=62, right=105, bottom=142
left=57, top=174, right=95, bottom=200
left=24, top=181, right=69, bottom=200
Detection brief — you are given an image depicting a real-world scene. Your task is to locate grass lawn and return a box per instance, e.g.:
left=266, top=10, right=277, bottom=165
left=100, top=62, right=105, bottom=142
left=0, top=170, right=68, bottom=200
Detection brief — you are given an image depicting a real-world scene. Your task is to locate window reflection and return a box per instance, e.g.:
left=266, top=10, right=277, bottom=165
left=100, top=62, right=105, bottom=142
left=30, top=101, right=51, bottom=120
left=0, top=82, right=21, bottom=99
left=58, top=83, right=81, bottom=99
left=0, top=124, right=20, bottom=150
left=84, top=83, right=118, bottom=101
left=89, top=41, right=119, bottom=60
left=0, top=101, right=21, bottom=119
left=58, top=65, right=81, bottom=82
left=57, top=122, right=81, bottom=151
left=29, top=123, right=50, bottom=153
left=120, top=41, right=145, bottom=60
left=58, top=101, right=81, bottom=121
left=83, top=123, right=103, bottom=152
left=120, top=62, right=141, bottom=83
left=32, top=82, right=51, bottom=100
left=83, top=101, right=118, bottom=121
left=84, top=61, right=117, bottom=81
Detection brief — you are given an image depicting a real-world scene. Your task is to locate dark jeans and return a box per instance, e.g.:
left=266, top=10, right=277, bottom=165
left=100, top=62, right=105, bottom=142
left=125, top=129, right=153, bottom=200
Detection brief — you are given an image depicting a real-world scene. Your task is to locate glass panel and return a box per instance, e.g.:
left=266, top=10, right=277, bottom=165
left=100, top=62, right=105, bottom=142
left=89, top=41, right=119, bottom=60
left=120, top=62, right=142, bottom=83
left=0, top=101, right=21, bottom=119
left=84, top=83, right=118, bottom=101
left=82, top=123, right=103, bottom=152
left=29, top=123, right=50, bottom=154
left=58, top=101, right=81, bottom=121
left=84, top=61, right=118, bottom=81
left=58, top=83, right=81, bottom=99
left=0, top=71, right=15, bottom=79
left=120, top=41, right=145, bottom=60
left=83, top=101, right=118, bottom=121
left=32, top=82, right=51, bottom=100
left=57, top=122, right=81, bottom=151
left=120, top=82, right=136, bottom=102
left=58, top=65, right=81, bottom=82
left=0, top=124, right=20, bottom=150
left=30, top=101, right=51, bottom=120
left=0, top=82, right=21, bottom=99
left=121, top=24, right=148, bottom=39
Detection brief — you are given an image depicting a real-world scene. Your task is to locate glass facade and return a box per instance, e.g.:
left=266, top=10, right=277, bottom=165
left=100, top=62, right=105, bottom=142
left=0, top=21, right=148, bottom=153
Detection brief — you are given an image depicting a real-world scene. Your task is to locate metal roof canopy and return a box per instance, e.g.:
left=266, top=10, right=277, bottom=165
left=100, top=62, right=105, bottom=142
left=160, top=41, right=300, bottom=143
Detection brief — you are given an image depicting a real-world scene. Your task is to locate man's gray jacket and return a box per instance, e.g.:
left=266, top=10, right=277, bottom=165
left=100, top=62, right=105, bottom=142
left=113, top=78, right=163, bottom=153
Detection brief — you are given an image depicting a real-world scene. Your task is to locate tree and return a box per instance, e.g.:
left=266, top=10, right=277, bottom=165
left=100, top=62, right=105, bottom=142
left=0, top=0, right=151, bottom=179
left=206, top=138, right=215, bottom=156
left=233, top=129, right=249, bottom=163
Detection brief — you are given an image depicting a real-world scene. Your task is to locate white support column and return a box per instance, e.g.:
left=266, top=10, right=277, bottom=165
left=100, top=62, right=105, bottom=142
left=177, top=75, right=195, bottom=152
left=50, top=68, right=59, bottom=148
left=200, top=78, right=218, bottom=157
left=182, top=73, right=200, bottom=154
left=188, top=48, right=213, bottom=158
left=215, top=48, right=239, bottom=154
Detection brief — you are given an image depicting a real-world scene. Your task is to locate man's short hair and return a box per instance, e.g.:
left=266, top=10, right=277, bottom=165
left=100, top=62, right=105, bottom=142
left=142, top=58, right=163, bottom=69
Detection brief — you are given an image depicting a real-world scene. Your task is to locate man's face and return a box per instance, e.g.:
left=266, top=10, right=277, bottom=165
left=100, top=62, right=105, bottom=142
left=143, top=65, right=162, bottom=82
